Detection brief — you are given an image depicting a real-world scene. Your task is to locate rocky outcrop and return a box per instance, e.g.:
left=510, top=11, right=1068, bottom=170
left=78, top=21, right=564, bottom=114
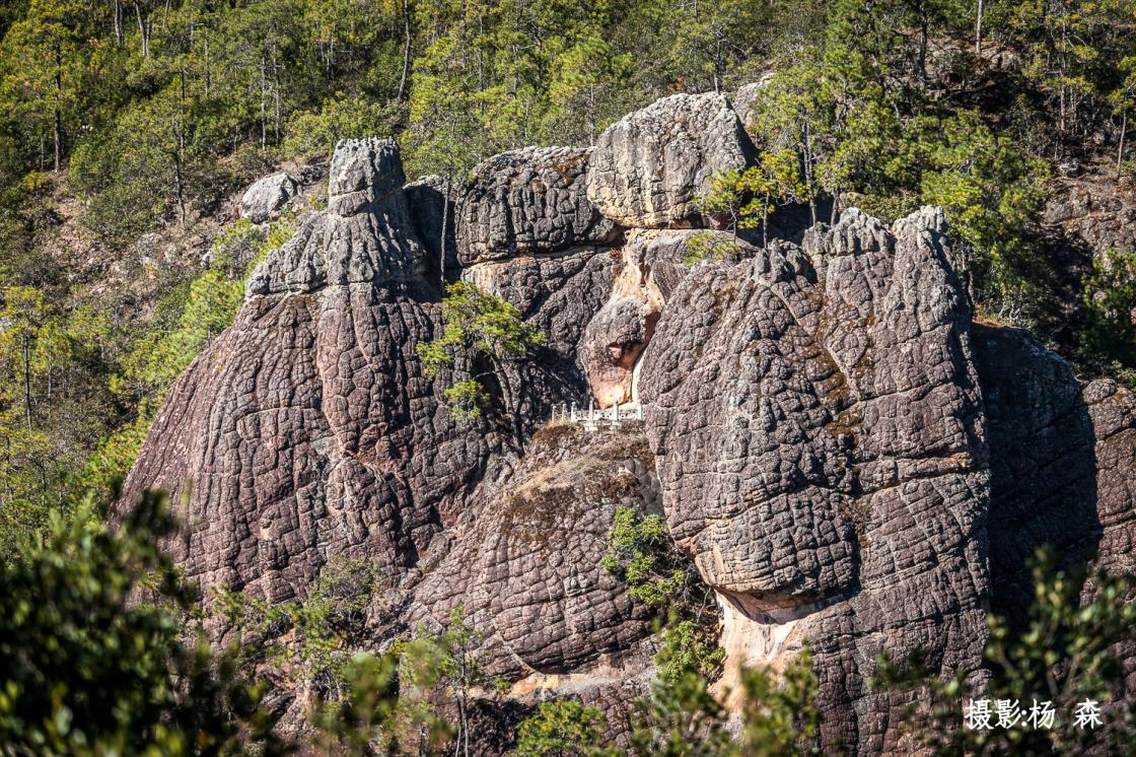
left=407, top=423, right=657, bottom=679
left=638, top=207, right=990, bottom=752
left=120, top=89, right=1136, bottom=755
left=404, top=174, right=461, bottom=286
left=579, top=229, right=742, bottom=405
left=241, top=171, right=298, bottom=223
left=121, top=139, right=491, bottom=604
left=974, top=326, right=1136, bottom=618
left=587, top=92, right=755, bottom=228
left=457, top=147, right=620, bottom=264
left=247, top=140, right=426, bottom=295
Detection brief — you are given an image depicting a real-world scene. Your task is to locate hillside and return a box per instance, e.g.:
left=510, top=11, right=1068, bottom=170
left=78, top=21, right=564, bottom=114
left=3, top=0, right=1136, bottom=754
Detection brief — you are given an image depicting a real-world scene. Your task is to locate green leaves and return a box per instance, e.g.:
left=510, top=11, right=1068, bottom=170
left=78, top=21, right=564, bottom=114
left=878, top=548, right=1136, bottom=754
left=514, top=700, right=613, bottom=757
left=415, top=281, right=543, bottom=422
left=0, top=491, right=280, bottom=753
left=601, top=506, right=693, bottom=612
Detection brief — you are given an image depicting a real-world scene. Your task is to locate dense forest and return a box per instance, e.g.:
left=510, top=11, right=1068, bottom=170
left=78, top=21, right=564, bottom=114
left=3, top=0, right=1136, bottom=752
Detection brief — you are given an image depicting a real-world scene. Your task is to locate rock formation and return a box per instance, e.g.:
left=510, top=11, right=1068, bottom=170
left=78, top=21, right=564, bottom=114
left=240, top=171, right=298, bottom=223
left=586, top=92, right=755, bottom=228
left=119, top=89, right=1136, bottom=754
left=638, top=207, right=990, bottom=752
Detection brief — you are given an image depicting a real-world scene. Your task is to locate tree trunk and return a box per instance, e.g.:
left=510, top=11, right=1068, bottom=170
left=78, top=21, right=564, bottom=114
left=397, top=0, right=412, bottom=101
left=113, top=0, right=124, bottom=46
left=975, top=0, right=984, bottom=56
left=135, top=2, right=150, bottom=58
left=22, top=332, right=32, bottom=431
left=260, top=50, right=268, bottom=151
left=1119, top=108, right=1128, bottom=180
left=803, top=120, right=817, bottom=225
left=173, top=138, right=186, bottom=224
left=53, top=41, right=62, bottom=172
left=918, top=1, right=928, bottom=83
left=439, top=177, right=450, bottom=288
left=762, top=192, right=769, bottom=248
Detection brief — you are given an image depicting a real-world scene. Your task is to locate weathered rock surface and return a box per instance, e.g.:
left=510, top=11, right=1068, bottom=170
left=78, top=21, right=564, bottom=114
left=974, top=325, right=1136, bottom=620
left=732, top=75, right=774, bottom=131
left=240, top=171, right=298, bottom=223
left=579, top=229, right=742, bottom=405
left=247, top=140, right=427, bottom=296
left=638, top=207, right=990, bottom=752
left=122, top=139, right=491, bottom=604
left=405, top=174, right=460, bottom=285
left=121, top=88, right=1136, bottom=755
left=408, top=423, right=657, bottom=678
left=587, top=92, right=755, bottom=228
left=457, top=147, right=620, bottom=264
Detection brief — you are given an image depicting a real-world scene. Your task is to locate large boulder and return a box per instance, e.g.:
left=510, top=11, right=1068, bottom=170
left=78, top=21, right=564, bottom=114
left=456, top=146, right=620, bottom=264
left=240, top=171, right=298, bottom=223
left=247, top=139, right=425, bottom=295
left=638, top=207, right=990, bottom=752
left=586, top=92, right=755, bottom=228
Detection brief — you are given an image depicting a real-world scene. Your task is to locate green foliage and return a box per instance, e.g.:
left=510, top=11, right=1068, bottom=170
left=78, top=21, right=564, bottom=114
left=284, top=96, right=406, bottom=161
left=630, top=665, right=734, bottom=757
left=1079, top=247, right=1136, bottom=386
left=601, top=505, right=715, bottom=620
left=514, top=700, right=613, bottom=757
left=654, top=620, right=726, bottom=687
left=443, top=378, right=492, bottom=420
left=630, top=648, right=821, bottom=757
left=0, top=285, right=117, bottom=547
left=310, top=651, right=401, bottom=754
left=0, top=490, right=280, bottom=753
left=681, top=231, right=740, bottom=267
left=917, top=110, right=1051, bottom=315
left=737, top=648, right=821, bottom=756
left=416, top=281, right=543, bottom=427
left=215, top=556, right=378, bottom=699
left=698, top=152, right=806, bottom=245
left=878, top=548, right=1136, bottom=754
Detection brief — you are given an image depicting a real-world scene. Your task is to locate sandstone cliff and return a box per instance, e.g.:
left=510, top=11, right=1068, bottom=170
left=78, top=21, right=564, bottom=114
left=118, top=91, right=1136, bottom=753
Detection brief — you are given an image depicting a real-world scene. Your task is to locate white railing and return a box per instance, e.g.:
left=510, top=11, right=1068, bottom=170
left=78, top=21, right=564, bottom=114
left=550, top=399, right=644, bottom=430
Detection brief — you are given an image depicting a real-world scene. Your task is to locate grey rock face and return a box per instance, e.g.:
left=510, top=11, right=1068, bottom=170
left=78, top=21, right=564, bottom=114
left=578, top=229, right=745, bottom=406
left=731, top=75, right=774, bottom=131
left=457, top=147, right=620, bottom=265
left=240, top=171, right=298, bottom=223
left=587, top=92, right=755, bottom=228
left=463, top=248, right=616, bottom=424
left=246, top=140, right=426, bottom=296
left=120, top=90, right=1136, bottom=755
left=405, top=174, right=460, bottom=286
left=638, top=207, right=990, bottom=752
left=974, top=326, right=1136, bottom=619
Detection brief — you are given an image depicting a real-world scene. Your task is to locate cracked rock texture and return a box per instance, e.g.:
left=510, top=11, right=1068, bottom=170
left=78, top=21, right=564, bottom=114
left=122, top=139, right=491, bottom=605
left=973, top=325, right=1136, bottom=687
left=457, top=147, right=620, bottom=264
left=120, top=89, right=1136, bottom=755
left=587, top=92, right=755, bottom=228
left=407, top=423, right=657, bottom=679
left=638, top=207, right=990, bottom=752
